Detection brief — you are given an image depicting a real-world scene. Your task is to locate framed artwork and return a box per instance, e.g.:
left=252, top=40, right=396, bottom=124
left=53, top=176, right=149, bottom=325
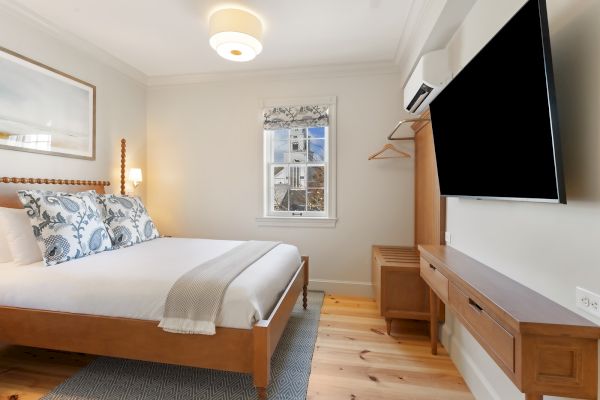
left=0, top=46, right=96, bottom=160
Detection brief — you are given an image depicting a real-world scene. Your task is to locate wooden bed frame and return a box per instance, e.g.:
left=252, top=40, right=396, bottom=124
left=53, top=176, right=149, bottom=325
left=0, top=178, right=309, bottom=399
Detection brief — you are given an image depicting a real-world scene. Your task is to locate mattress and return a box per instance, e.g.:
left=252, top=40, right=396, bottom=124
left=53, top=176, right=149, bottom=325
left=0, top=238, right=301, bottom=330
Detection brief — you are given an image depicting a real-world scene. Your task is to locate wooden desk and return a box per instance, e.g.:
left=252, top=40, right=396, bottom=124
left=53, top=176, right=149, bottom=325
left=419, top=245, right=600, bottom=400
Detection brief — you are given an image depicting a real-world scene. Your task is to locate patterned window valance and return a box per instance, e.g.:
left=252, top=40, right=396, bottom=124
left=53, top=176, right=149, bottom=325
left=263, top=105, right=329, bottom=130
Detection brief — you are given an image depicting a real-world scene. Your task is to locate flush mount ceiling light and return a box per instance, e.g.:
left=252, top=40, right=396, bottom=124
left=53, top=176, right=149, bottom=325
left=209, top=8, right=263, bottom=62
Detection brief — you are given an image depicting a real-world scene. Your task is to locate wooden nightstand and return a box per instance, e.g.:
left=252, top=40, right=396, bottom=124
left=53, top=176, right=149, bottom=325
left=372, top=245, right=431, bottom=334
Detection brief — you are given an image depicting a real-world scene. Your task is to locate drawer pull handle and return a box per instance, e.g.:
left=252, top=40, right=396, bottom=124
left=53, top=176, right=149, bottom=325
left=429, top=264, right=437, bottom=271
left=468, top=298, right=483, bottom=312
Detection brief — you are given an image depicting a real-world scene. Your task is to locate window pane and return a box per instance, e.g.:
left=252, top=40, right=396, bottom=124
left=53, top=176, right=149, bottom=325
left=273, top=140, right=288, bottom=163
left=287, top=128, right=307, bottom=163
left=271, top=165, right=290, bottom=211
left=272, top=165, right=287, bottom=185
left=290, top=128, right=306, bottom=139
left=273, top=187, right=289, bottom=211
left=288, top=165, right=306, bottom=189
left=290, top=152, right=306, bottom=162
left=308, top=139, right=325, bottom=161
left=290, top=190, right=306, bottom=211
left=308, top=189, right=325, bottom=211
left=287, top=147, right=306, bottom=162
left=273, top=165, right=289, bottom=211
left=265, top=120, right=331, bottom=217
left=307, top=166, right=324, bottom=188
left=308, top=127, right=325, bottom=139
left=287, top=131, right=307, bottom=162
left=273, top=129, right=289, bottom=140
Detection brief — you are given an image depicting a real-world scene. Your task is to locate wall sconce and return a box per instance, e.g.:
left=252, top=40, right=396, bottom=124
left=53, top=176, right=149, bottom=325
left=128, top=168, right=143, bottom=188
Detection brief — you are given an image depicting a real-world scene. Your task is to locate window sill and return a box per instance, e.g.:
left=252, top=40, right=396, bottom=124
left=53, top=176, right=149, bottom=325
left=255, top=216, right=337, bottom=228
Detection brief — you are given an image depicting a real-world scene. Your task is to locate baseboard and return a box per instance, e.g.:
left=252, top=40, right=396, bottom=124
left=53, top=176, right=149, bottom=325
left=440, top=323, right=502, bottom=400
left=308, top=279, right=373, bottom=297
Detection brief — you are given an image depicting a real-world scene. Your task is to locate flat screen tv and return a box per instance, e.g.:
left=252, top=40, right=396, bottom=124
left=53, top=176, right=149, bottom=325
left=429, top=0, right=566, bottom=203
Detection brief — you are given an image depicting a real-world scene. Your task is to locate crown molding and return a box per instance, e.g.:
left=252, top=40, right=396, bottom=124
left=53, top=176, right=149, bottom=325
left=147, top=61, right=402, bottom=87
left=0, top=0, right=148, bottom=85
left=1, top=0, right=407, bottom=88
left=394, top=0, right=448, bottom=85
left=393, top=0, right=425, bottom=65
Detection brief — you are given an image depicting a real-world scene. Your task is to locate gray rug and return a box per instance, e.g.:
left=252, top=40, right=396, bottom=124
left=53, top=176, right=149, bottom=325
left=42, top=291, right=324, bottom=400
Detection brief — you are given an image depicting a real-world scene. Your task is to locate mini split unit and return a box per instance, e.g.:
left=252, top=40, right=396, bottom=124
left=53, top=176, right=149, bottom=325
left=403, top=49, right=451, bottom=114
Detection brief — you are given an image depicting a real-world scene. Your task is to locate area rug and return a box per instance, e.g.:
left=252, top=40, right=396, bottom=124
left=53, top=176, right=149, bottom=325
left=42, top=291, right=324, bottom=400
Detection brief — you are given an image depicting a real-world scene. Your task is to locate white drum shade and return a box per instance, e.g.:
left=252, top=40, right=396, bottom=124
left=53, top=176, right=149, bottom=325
left=209, top=9, right=263, bottom=62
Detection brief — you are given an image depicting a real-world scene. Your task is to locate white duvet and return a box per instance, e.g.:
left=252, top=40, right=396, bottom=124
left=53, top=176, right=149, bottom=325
left=0, top=238, right=301, bottom=330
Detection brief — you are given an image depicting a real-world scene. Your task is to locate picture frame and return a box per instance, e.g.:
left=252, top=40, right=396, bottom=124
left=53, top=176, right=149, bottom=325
left=0, top=46, right=96, bottom=160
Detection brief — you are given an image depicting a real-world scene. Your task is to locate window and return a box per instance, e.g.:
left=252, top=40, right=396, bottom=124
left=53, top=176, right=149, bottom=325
left=258, top=97, right=336, bottom=227
left=268, top=127, right=326, bottom=215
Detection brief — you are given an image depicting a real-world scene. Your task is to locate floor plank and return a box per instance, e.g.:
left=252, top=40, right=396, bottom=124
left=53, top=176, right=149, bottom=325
left=0, top=294, right=473, bottom=399
left=306, top=294, right=473, bottom=400
left=0, top=346, right=93, bottom=400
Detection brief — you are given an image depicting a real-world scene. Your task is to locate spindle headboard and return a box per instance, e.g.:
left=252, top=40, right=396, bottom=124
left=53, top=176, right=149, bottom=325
left=0, top=177, right=110, bottom=209
left=120, top=138, right=126, bottom=195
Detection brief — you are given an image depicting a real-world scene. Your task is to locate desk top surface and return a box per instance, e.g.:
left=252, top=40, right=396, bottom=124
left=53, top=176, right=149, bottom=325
left=419, top=245, right=600, bottom=335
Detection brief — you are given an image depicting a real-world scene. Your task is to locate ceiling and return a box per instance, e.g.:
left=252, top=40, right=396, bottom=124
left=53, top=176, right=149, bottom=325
left=10, top=0, right=418, bottom=77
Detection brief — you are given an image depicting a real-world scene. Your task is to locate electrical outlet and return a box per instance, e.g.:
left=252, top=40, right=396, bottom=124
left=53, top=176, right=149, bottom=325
left=444, top=231, right=452, bottom=244
left=576, top=287, right=600, bottom=318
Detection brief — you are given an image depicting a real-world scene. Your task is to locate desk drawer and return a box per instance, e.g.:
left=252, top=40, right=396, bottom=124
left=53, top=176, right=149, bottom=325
left=449, top=283, right=514, bottom=372
left=420, top=259, right=448, bottom=303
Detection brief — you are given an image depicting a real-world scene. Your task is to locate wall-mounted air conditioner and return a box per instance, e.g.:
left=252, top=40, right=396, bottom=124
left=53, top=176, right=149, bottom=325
left=403, top=49, right=451, bottom=114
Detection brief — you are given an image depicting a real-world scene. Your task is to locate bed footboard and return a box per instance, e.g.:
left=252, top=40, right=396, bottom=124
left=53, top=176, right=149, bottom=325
left=253, top=256, right=309, bottom=399
left=0, top=255, right=309, bottom=400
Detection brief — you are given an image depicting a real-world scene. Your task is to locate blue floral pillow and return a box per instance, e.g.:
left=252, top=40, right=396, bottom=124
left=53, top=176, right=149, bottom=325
left=17, top=190, right=112, bottom=266
left=96, top=194, right=160, bottom=248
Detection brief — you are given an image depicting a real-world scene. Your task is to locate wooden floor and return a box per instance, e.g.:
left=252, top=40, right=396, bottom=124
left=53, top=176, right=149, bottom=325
left=306, top=295, right=473, bottom=400
left=0, top=346, right=93, bottom=400
left=0, top=295, right=473, bottom=400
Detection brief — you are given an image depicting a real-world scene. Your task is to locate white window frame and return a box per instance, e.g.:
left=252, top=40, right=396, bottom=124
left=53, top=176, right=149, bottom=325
left=257, top=96, right=337, bottom=228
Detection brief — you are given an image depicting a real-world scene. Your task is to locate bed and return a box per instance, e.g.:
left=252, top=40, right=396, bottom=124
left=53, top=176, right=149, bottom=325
left=0, top=177, right=309, bottom=399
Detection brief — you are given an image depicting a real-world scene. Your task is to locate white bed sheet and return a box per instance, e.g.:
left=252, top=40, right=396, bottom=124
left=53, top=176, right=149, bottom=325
left=0, top=238, right=301, bottom=330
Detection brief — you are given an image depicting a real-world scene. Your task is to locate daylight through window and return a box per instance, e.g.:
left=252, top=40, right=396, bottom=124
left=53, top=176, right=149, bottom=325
left=263, top=103, right=332, bottom=218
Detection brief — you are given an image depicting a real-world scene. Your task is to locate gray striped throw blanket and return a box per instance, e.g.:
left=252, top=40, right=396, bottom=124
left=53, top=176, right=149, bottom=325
left=159, top=240, right=281, bottom=335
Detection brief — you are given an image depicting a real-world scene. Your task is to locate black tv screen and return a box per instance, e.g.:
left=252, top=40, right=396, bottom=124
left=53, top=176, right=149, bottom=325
left=429, top=0, right=566, bottom=203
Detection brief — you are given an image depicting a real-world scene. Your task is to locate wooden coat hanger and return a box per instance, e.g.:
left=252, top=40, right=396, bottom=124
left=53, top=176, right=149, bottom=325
left=368, top=143, right=411, bottom=160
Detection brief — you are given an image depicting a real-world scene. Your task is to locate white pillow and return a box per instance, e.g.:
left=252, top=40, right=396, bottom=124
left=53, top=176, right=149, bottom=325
left=0, top=207, right=43, bottom=265
left=0, top=219, right=12, bottom=263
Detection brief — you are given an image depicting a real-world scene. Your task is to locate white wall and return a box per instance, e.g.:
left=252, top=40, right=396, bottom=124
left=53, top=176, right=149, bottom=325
left=0, top=6, right=147, bottom=197
left=441, top=0, right=600, bottom=399
left=147, top=72, right=414, bottom=295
